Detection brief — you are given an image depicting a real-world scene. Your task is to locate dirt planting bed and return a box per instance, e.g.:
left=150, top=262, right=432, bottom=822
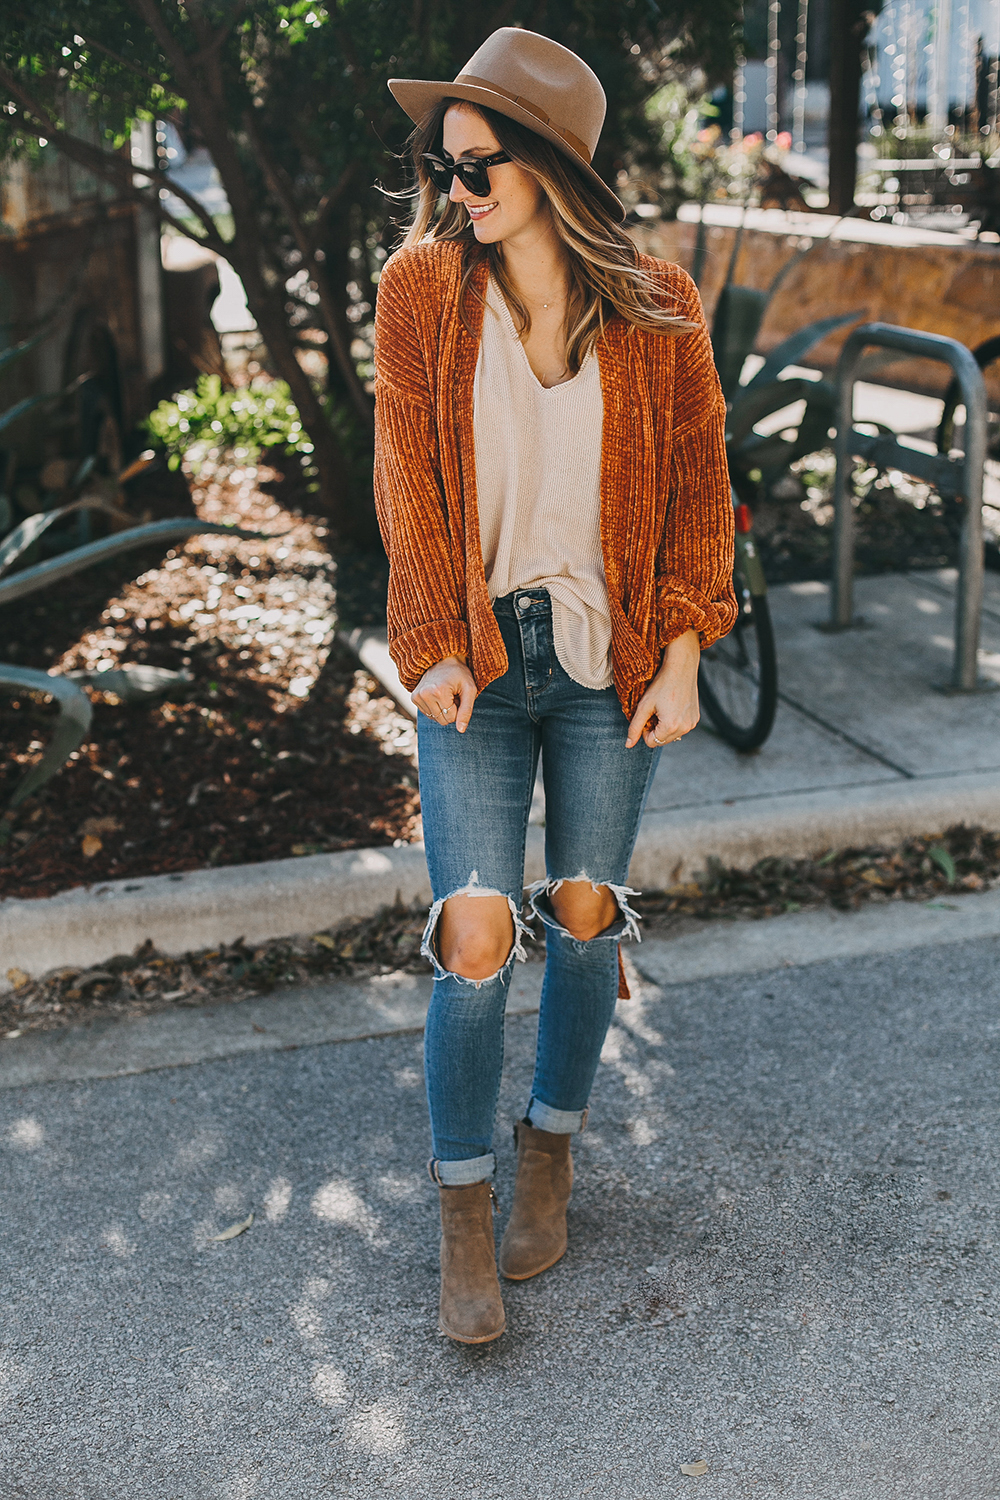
left=0, top=454, right=418, bottom=901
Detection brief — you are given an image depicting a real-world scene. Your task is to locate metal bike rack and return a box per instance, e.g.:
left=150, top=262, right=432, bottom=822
left=829, top=322, right=990, bottom=692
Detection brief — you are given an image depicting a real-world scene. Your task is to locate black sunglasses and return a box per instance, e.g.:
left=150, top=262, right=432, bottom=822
left=421, top=149, right=511, bottom=198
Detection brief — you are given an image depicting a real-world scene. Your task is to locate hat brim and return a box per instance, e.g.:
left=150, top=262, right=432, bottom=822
left=388, top=77, right=625, bottom=223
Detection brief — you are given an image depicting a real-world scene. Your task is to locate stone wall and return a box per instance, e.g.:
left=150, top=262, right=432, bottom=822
left=631, top=211, right=1000, bottom=404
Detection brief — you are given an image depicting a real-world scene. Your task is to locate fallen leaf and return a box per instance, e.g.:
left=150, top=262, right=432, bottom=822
left=928, top=845, right=957, bottom=884
left=680, top=1461, right=708, bottom=1477
left=81, top=835, right=103, bottom=859
left=313, top=933, right=336, bottom=949
left=210, top=1212, right=254, bottom=1242
left=79, top=816, right=123, bottom=838
left=6, top=968, right=30, bottom=989
left=252, top=1023, right=266, bottom=1033
left=860, top=868, right=887, bottom=886
left=5, top=1029, right=24, bottom=1040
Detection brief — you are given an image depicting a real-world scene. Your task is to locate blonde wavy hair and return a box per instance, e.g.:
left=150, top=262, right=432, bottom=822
left=400, top=100, right=694, bottom=375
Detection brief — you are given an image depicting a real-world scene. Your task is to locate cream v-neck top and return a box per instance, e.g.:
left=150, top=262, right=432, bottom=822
left=472, top=277, right=612, bottom=690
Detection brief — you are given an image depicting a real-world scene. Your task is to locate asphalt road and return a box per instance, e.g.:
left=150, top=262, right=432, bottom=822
left=2, top=934, right=999, bottom=1499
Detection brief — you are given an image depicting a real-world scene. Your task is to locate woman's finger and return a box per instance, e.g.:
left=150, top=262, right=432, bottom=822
left=454, top=673, right=477, bottom=733
left=625, top=693, right=656, bottom=749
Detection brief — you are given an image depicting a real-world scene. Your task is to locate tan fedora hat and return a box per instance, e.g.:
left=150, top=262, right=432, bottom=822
left=388, top=27, right=624, bottom=222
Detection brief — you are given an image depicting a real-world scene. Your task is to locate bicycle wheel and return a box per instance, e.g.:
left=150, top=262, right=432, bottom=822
left=698, top=547, right=778, bottom=752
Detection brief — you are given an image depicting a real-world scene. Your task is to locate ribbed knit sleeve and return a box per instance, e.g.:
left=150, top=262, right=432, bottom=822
left=373, top=251, right=470, bottom=689
left=654, top=271, right=737, bottom=651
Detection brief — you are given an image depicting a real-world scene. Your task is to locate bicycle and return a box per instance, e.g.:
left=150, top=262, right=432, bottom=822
left=697, top=488, right=778, bottom=752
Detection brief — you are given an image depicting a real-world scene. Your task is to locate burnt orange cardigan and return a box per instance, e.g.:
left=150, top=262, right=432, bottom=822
left=373, top=240, right=736, bottom=717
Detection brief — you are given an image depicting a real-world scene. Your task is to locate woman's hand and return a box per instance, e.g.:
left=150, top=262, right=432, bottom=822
left=625, top=629, right=701, bottom=749
left=412, top=655, right=478, bottom=732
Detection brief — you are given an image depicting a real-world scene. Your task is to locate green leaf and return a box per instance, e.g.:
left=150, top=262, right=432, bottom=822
left=0, top=497, right=128, bottom=577
left=0, top=393, right=51, bottom=438
left=711, top=285, right=769, bottom=401
left=0, top=329, right=49, bottom=379
left=0, top=665, right=93, bottom=811
left=928, top=846, right=956, bottom=884
left=726, top=375, right=821, bottom=450
left=741, top=312, right=860, bottom=397
left=0, top=518, right=278, bottom=608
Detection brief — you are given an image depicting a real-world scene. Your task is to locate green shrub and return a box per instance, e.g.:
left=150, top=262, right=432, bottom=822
left=146, top=375, right=314, bottom=472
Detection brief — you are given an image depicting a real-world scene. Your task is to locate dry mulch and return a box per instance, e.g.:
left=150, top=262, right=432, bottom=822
left=638, top=823, right=995, bottom=918
left=0, top=453, right=418, bottom=900
left=4, top=823, right=995, bottom=1040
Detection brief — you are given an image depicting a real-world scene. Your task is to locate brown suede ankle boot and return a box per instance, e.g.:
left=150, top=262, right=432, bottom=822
left=438, top=1182, right=506, bottom=1344
left=498, top=1120, right=573, bottom=1281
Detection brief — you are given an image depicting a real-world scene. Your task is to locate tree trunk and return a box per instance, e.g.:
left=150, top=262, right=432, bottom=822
left=828, top=0, right=870, bottom=215
left=232, top=259, right=351, bottom=528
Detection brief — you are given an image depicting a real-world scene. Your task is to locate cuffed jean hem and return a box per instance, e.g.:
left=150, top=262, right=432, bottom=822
left=526, top=1098, right=590, bottom=1135
left=428, top=1152, right=497, bottom=1187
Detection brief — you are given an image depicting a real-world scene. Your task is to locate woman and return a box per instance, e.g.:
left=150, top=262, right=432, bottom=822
left=376, top=28, right=736, bottom=1344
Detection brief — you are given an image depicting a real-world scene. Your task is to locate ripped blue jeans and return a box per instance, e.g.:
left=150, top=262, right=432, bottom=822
left=418, top=589, right=661, bottom=1185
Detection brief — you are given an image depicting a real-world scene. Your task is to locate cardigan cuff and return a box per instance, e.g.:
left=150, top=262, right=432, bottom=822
left=656, top=577, right=738, bottom=651
left=389, top=619, right=470, bottom=692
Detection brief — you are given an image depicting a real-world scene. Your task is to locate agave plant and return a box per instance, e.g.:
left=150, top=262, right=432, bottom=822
left=0, top=338, right=270, bottom=826
left=723, top=309, right=858, bottom=496
left=693, top=221, right=859, bottom=499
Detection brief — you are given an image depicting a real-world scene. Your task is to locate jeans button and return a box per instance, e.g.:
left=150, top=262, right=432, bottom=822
left=518, top=597, right=531, bottom=611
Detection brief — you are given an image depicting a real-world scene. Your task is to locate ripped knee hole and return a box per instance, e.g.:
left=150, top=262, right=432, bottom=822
left=421, top=873, right=531, bottom=985
left=527, top=876, right=643, bottom=945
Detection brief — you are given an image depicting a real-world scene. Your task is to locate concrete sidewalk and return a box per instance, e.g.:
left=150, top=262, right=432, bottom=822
left=631, top=566, right=1000, bottom=880
left=2, top=903, right=998, bottom=1498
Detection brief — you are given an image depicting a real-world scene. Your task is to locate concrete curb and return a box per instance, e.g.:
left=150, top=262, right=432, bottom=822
left=340, top=627, right=416, bottom=718
left=4, top=772, right=1000, bottom=991
left=628, top=770, right=1000, bottom=888
left=0, top=843, right=432, bottom=991
left=4, top=886, right=1000, bottom=1090
left=0, top=834, right=545, bottom=991
left=632, top=885, right=1000, bottom=986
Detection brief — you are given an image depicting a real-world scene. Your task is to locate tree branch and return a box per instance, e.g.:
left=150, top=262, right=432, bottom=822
left=72, top=30, right=172, bottom=90
left=124, top=0, right=204, bottom=99
left=0, top=68, right=229, bottom=255
left=122, top=0, right=260, bottom=266
left=314, top=162, right=359, bottom=239
left=191, top=0, right=253, bottom=66
left=149, top=157, right=228, bottom=247
left=241, top=109, right=373, bottom=429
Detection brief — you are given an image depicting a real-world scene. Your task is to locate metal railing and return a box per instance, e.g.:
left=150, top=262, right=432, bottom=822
left=830, top=321, right=989, bottom=692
